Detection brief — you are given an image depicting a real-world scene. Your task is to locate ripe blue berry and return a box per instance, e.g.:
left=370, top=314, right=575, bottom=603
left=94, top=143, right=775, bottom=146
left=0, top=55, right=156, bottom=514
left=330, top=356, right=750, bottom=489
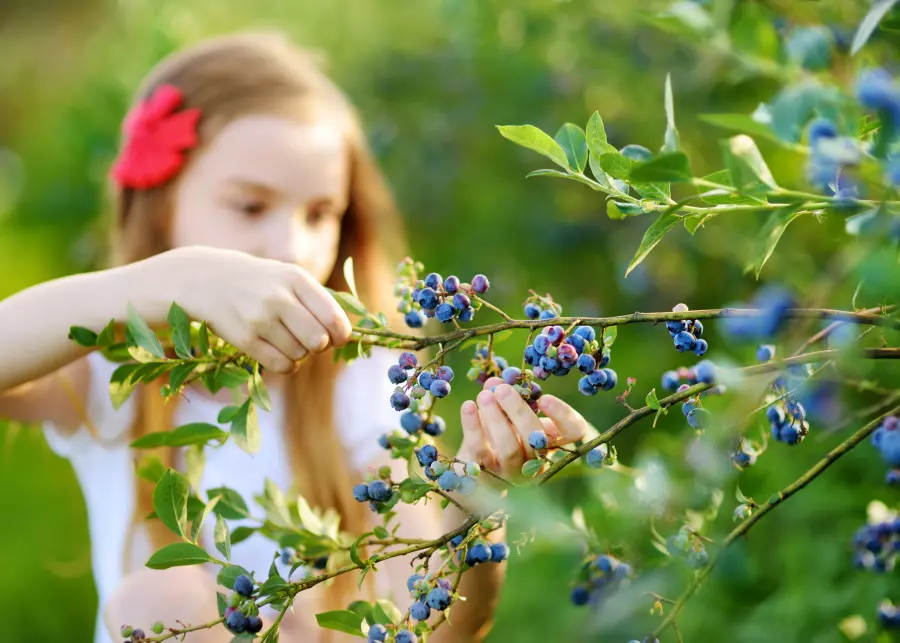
left=692, top=339, right=708, bottom=356
left=565, top=333, right=585, bottom=354
left=368, top=624, right=388, bottom=642
left=585, top=446, right=607, bottom=468
left=225, top=610, right=248, bottom=633
left=757, top=344, right=775, bottom=362
left=598, top=351, right=611, bottom=367
left=501, top=366, right=521, bottom=384
left=469, top=542, right=492, bottom=564
left=539, top=309, right=557, bottom=320
left=529, top=430, right=548, bottom=450
left=471, top=274, right=490, bottom=293
left=786, top=400, right=806, bottom=421
left=587, top=369, right=608, bottom=387
left=578, top=376, right=600, bottom=396
left=667, top=320, right=687, bottom=335
left=577, top=353, right=596, bottom=374
left=686, top=408, right=712, bottom=430
left=436, top=366, right=454, bottom=382
left=458, top=307, right=474, bottom=322
left=490, top=542, right=510, bottom=562
left=438, top=470, right=461, bottom=491
left=424, top=273, right=443, bottom=290
left=246, top=616, right=263, bottom=634
left=674, top=331, right=697, bottom=352
left=600, top=368, right=617, bottom=390
left=574, top=326, right=596, bottom=342
left=546, top=325, right=566, bottom=345
left=570, top=586, right=590, bottom=606
left=539, top=355, right=561, bottom=372
left=416, top=444, right=438, bottom=467
left=430, top=380, right=451, bottom=398
left=417, top=287, right=439, bottom=310
left=401, top=412, right=423, bottom=434
left=533, top=335, right=551, bottom=355
left=767, top=405, right=785, bottom=425
left=523, top=345, right=539, bottom=366
left=662, top=370, right=680, bottom=391
left=353, top=483, right=370, bottom=503
left=427, top=586, right=453, bottom=610
left=390, top=391, right=410, bottom=411
left=410, top=600, right=431, bottom=621
left=436, top=302, right=456, bottom=323
left=388, top=365, right=408, bottom=384
left=692, top=320, right=704, bottom=337
left=399, top=352, right=418, bottom=369
left=682, top=401, right=696, bottom=417
left=452, top=293, right=471, bottom=311
left=424, top=416, right=446, bottom=436
left=557, top=343, right=578, bottom=367
left=395, top=631, right=417, bottom=643
left=368, top=479, right=392, bottom=502
left=234, top=574, right=254, bottom=597
left=695, top=360, right=716, bottom=384
left=418, top=371, right=434, bottom=389
left=407, top=574, right=424, bottom=593
left=443, top=275, right=460, bottom=294
left=405, top=310, right=426, bottom=328
left=524, top=302, right=541, bottom=319
left=450, top=535, right=464, bottom=548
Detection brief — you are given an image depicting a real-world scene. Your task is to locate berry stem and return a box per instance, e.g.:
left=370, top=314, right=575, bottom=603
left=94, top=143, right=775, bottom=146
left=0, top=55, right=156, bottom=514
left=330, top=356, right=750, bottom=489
left=789, top=304, right=893, bottom=357
left=650, top=404, right=900, bottom=639
left=432, top=488, right=475, bottom=516
left=473, top=295, right=513, bottom=322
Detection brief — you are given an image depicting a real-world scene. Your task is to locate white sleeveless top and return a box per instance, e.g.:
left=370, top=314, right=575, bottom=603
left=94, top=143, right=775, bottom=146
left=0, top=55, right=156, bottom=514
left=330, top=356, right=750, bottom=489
left=42, top=348, right=399, bottom=643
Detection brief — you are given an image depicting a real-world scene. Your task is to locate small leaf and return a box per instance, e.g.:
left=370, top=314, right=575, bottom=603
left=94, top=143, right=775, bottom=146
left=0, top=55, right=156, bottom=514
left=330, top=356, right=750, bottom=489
left=296, top=495, right=324, bottom=534
left=496, top=125, right=569, bottom=170
left=373, top=526, right=389, bottom=539
left=168, top=362, right=197, bottom=394
left=208, top=487, right=251, bottom=520
left=747, top=206, right=805, bottom=278
left=68, top=326, right=98, bottom=347
left=373, top=600, right=403, bottom=625
left=646, top=388, right=661, bottom=410
left=599, top=152, right=636, bottom=180
left=190, top=495, right=220, bottom=543
left=197, top=321, right=210, bottom=356
left=663, top=73, right=680, bottom=152
left=521, top=459, right=544, bottom=478
left=167, top=303, right=193, bottom=359
left=526, top=169, right=605, bottom=191
left=350, top=534, right=368, bottom=568
left=683, top=213, right=718, bottom=235
left=629, top=152, right=692, bottom=183
left=126, top=303, right=165, bottom=359
left=135, top=454, right=166, bottom=484
left=554, top=123, right=588, bottom=173
left=602, top=326, right=618, bottom=347
left=722, top=135, right=778, bottom=194
left=231, top=399, right=261, bottom=455
left=217, top=564, right=251, bottom=589
left=328, top=290, right=368, bottom=317
left=586, top=111, right=615, bottom=158
left=230, top=526, right=257, bottom=546
left=698, top=113, right=784, bottom=145
left=851, top=0, right=900, bottom=56
left=152, top=469, right=190, bottom=538
left=215, top=515, right=231, bottom=562
left=625, top=204, right=685, bottom=276
left=343, top=256, right=360, bottom=300
left=96, top=319, right=118, bottom=347
left=218, top=405, right=241, bottom=424
left=146, top=542, right=213, bottom=569
left=131, top=422, right=228, bottom=448
left=249, top=366, right=272, bottom=413
left=736, top=485, right=751, bottom=504
left=315, top=610, right=365, bottom=637
left=185, top=444, right=206, bottom=493
left=217, top=592, right=227, bottom=618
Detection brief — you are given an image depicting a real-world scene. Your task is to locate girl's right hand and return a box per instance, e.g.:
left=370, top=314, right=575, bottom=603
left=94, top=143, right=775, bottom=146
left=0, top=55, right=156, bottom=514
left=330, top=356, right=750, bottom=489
left=159, top=247, right=353, bottom=373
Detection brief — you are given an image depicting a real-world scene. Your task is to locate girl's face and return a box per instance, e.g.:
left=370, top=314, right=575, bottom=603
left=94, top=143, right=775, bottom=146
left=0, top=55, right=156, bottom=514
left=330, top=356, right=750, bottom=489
left=171, top=115, right=349, bottom=285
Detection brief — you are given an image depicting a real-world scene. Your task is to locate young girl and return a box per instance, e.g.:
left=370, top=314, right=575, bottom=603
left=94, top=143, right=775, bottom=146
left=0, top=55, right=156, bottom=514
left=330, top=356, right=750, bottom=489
left=0, top=30, right=592, bottom=643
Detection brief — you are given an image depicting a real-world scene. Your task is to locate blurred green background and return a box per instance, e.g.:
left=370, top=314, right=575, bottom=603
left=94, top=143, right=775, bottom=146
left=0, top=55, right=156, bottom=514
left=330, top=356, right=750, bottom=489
left=3, top=0, right=900, bottom=642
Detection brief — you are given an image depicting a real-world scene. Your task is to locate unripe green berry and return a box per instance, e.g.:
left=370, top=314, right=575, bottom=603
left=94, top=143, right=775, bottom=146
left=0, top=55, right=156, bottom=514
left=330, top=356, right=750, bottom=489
left=151, top=621, right=164, bottom=634
left=464, top=461, right=481, bottom=477
left=411, top=385, right=428, bottom=399
left=121, top=626, right=134, bottom=638
left=409, top=399, right=420, bottom=412
left=467, top=367, right=481, bottom=381
left=228, top=591, right=243, bottom=608
left=378, top=466, right=392, bottom=480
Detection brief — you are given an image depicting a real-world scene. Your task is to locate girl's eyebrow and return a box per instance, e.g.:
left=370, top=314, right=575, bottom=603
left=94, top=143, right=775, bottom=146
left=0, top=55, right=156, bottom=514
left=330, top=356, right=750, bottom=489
left=223, top=178, right=280, bottom=197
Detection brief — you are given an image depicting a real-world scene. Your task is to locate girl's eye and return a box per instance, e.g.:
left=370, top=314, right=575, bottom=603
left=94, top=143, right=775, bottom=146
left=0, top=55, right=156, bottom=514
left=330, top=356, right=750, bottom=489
left=306, top=203, right=338, bottom=226
left=234, top=200, right=267, bottom=217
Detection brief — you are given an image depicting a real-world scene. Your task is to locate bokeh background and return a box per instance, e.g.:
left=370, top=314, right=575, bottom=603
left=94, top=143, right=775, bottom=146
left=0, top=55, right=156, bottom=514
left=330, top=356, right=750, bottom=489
left=2, top=0, right=900, bottom=642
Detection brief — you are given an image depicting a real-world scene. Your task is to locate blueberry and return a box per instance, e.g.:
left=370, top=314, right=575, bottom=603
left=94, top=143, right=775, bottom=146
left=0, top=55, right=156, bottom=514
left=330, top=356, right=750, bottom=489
left=450, top=535, right=464, bottom=548
left=571, top=586, right=591, bottom=606
left=524, top=302, right=541, bottom=319
left=691, top=320, right=704, bottom=337
left=427, top=586, right=453, bottom=610
left=438, top=470, right=461, bottom=491
left=786, top=400, right=806, bottom=422
left=458, top=475, right=478, bottom=496
left=733, top=451, right=751, bottom=467
left=225, top=610, right=248, bottom=633
left=565, top=333, right=585, bottom=354
left=556, top=366, right=572, bottom=376
left=539, top=309, right=557, bottom=320
left=686, top=408, right=712, bottom=430
left=246, top=616, right=263, bottom=634
left=417, top=287, right=439, bottom=310
left=546, top=325, right=566, bottom=345
left=424, top=272, right=443, bottom=290
left=578, top=376, right=600, bottom=396
left=692, top=339, right=708, bottom=356
left=388, top=365, right=408, bottom=384
left=502, top=367, right=522, bottom=385
left=574, top=326, right=596, bottom=342
left=410, top=600, right=431, bottom=621
left=405, top=310, right=426, bottom=328
left=557, top=343, right=578, bottom=367
left=495, top=356, right=509, bottom=370
left=585, top=446, right=606, bottom=468
left=368, top=479, right=392, bottom=502
left=452, top=293, right=471, bottom=311
left=577, top=353, right=597, bottom=374
left=674, top=331, right=697, bottom=352
left=436, top=365, right=454, bottom=382
left=416, top=444, right=438, bottom=467
left=595, top=555, right=614, bottom=573
left=529, top=382, right=543, bottom=399
left=587, top=369, right=608, bottom=387
left=766, top=404, right=786, bottom=426
left=399, top=352, right=418, bottom=369
left=490, top=542, right=510, bottom=562
left=598, top=351, right=610, bottom=367
left=430, top=380, right=451, bottom=398
left=436, top=578, right=452, bottom=591
left=418, top=371, right=435, bottom=389
left=401, top=412, right=424, bottom=434
left=424, top=416, right=446, bottom=436
left=539, top=355, right=560, bottom=372
left=436, top=302, right=456, bottom=323
left=666, top=320, right=687, bottom=336
left=469, top=542, right=492, bottom=564
left=757, top=344, right=775, bottom=362
left=661, top=370, right=680, bottom=391
left=234, top=574, right=254, bottom=597
left=367, top=624, right=388, bottom=642
left=353, top=483, right=370, bottom=503
left=533, top=366, right=550, bottom=380
left=694, top=360, right=716, bottom=384
left=524, top=345, right=540, bottom=366
left=458, top=307, right=474, bottom=322
left=443, top=275, right=460, bottom=294
left=471, top=274, right=490, bottom=294
left=427, top=461, right=448, bottom=478
left=682, top=401, right=696, bottom=417
left=407, top=574, right=424, bottom=593
left=390, top=391, right=410, bottom=411
left=600, top=368, right=617, bottom=390
left=780, top=424, right=801, bottom=444
left=529, top=430, right=548, bottom=450
left=533, top=335, right=551, bottom=355
left=886, top=416, right=900, bottom=431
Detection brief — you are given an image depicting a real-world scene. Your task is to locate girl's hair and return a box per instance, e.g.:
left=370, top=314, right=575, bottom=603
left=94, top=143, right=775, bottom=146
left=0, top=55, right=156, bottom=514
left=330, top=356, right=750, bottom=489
left=109, top=30, right=405, bottom=615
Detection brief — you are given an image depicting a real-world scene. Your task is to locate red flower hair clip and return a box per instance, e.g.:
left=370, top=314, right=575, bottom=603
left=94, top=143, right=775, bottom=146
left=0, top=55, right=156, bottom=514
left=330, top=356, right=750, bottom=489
left=111, top=84, right=202, bottom=190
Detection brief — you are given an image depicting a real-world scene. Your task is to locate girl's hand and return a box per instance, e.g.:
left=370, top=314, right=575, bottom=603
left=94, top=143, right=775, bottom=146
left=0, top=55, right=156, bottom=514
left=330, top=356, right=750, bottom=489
left=160, top=246, right=353, bottom=373
left=457, top=376, right=591, bottom=478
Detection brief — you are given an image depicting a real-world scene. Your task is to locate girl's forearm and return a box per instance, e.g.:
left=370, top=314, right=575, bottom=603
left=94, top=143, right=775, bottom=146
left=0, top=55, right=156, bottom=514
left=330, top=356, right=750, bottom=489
left=0, top=252, right=176, bottom=391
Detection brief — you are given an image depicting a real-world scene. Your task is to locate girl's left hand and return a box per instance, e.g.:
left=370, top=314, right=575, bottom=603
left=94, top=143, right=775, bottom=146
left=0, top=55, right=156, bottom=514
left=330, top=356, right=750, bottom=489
left=456, top=377, right=592, bottom=478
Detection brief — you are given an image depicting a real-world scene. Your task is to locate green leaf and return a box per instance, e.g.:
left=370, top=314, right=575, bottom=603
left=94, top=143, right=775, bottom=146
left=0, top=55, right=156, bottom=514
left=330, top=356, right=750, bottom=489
left=496, top=125, right=569, bottom=170
left=603, top=326, right=617, bottom=347
left=683, top=213, right=718, bottom=235
left=167, top=303, right=193, bottom=360
left=736, top=485, right=752, bottom=504
left=189, top=495, right=220, bottom=543
left=96, top=319, right=118, bottom=347
left=109, top=363, right=143, bottom=410
left=328, top=290, right=368, bottom=317
left=526, top=169, right=605, bottom=191
left=554, top=123, right=588, bottom=173
left=217, top=592, right=227, bottom=618
left=197, top=321, right=210, bottom=356
left=230, top=526, right=257, bottom=546
left=126, top=303, right=165, bottom=359
left=231, top=399, right=261, bottom=455
left=296, top=495, right=324, bottom=534
left=599, top=152, right=636, bottom=180
left=146, top=542, right=213, bottom=569
left=315, top=610, right=365, bottom=637
left=185, top=444, right=206, bottom=493
left=625, top=204, right=685, bottom=276
left=217, top=564, right=251, bottom=589
left=214, top=515, right=231, bottom=562
left=131, top=423, right=229, bottom=449
left=585, top=111, right=610, bottom=153
left=629, top=152, right=692, bottom=183
left=851, top=0, right=900, bottom=55
left=698, top=114, right=783, bottom=145
left=249, top=366, right=272, bottom=413
left=663, top=73, right=680, bottom=152
left=722, top=135, right=777, bottom=194
left=208, top=487, right=251, bottom=520
left=135, top=454, right=166, bottom=484
left=373, top=526, right=389, bottom=539
left=152, top=469, right=190, bottom=538
left=167, top=362, right=197, bottom=394
left=398, top=475, right=434, bottom=502
left=218, top=405, right=242, bottom=424
left=747, top=206, right=805, bottom=278
left=68, top=326, right=98, bottom=347
left=521, top=459, right=543, bottom=478
left=646, top=388, right=661, bottom=410
left=342, top=256, right=360, bottom=300
left=372, top=600, right=402, bottom=625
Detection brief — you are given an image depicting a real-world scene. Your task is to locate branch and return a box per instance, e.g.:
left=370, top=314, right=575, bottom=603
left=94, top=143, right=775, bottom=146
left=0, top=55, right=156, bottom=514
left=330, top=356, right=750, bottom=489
left=650, top=405, right=900, bottom=638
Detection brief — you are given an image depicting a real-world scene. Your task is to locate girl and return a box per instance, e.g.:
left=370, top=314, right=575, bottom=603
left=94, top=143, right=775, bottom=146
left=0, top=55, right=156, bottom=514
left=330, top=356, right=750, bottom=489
left=0, top=30, right=592, bottom=643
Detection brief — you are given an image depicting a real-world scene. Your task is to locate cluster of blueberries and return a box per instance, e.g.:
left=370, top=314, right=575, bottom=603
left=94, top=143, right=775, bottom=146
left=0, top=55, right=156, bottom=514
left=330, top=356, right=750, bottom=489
left=569, top=553, right=633, bottom=608
left=467, top=345, right=510, bottom=384
left=878, top=601, right=900, bottom=629
left=720, top=286, right=796, bottom=341
left=416, top=444, right=481, bottom=496
left=851, top=518, right=900, bottom=574
left=528, top=430, right=614, bottom=469
left=523, top=299, right=564, bottom=321
left=523, top=324, right=618, bottom=396
left=223, top=574, right=264, bottom=635
left=730, top=438, right=759, bottom=469
left=388, top=352, right=454, bottom=412
left=451, top=532, right=509, bottom=567
left=870, top=415, right=900, bottom=484
left=665, top=304, right=708, bottom=356
left=666, top=526, right=709, bottom=569
left=353, top=470, right=397, bottom=511
left=756, top=343, right=812, bottom=445
left=119, top=623, right=163, bottom=642
left=398, top=268, right=490, bottom=328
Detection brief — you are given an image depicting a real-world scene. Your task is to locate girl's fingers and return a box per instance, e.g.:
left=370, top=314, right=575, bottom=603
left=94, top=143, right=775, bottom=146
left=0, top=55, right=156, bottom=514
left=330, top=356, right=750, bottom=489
left=458, top=400, right=499, bottom=471
left=536, top=394, right=590, bottom=443
left=493, top=384, right=544, bottom=458
left=475, top=389, right=526, bottom=472
left=482, top=376, right=503, bottom=390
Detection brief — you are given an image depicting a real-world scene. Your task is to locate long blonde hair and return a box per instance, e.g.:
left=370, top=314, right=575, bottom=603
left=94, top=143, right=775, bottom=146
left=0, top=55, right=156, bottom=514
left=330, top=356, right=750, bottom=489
left=109, top=30, right=405, bottom=613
